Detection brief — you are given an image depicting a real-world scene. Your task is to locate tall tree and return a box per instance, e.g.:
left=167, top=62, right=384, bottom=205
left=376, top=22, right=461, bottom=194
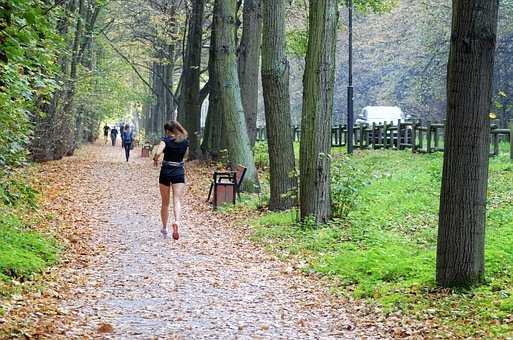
left=238, top=0, right=262, bottom=146
left=201, top=9, right=225, bottom=158
left=299, top=0, right=338, bottom=222
left=31, top=0, right=90, bottom=161
left=436, top=0, right=499, bottom=287
left=261, top=0, right=296, bottom=210
left=212, top=0, right=259, bottom=191
left=182, top=0, right=206, bottom=159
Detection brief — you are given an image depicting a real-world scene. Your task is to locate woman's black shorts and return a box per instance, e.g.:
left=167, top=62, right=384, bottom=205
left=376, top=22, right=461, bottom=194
left=159, top=164, right=185, bottom=186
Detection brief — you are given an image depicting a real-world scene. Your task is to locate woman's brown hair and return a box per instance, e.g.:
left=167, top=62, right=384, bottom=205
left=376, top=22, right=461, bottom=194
left=164, top=120, right=188, bottom=142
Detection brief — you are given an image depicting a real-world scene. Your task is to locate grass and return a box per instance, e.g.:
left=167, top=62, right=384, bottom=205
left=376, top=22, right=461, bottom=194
left=0, top=173, right=60, bottom=299
left=0, top=212, right=58, bottom=284
left=249, top=142, right=513, bottom=337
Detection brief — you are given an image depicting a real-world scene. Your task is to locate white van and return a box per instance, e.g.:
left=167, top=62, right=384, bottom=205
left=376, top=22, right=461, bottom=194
left=356, top=106, right=410, bottom=125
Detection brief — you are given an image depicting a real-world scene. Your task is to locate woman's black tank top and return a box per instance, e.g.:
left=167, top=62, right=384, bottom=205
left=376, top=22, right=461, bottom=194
left=162, top=136, right=189, bottom=162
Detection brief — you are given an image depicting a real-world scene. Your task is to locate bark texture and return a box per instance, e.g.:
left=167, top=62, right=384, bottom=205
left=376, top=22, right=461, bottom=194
left=237, top=0, right=262, bottom=147
left=31, top=0, right=86, bottom=161
left=436, top=0, right=499, bottom=288
left=213, top=0, right=259, bottom=192
left=261, top=0, right=296, bottom=210
left=299, top=0, right=338, bottom=223
left=201, top=12, right=225, bottom=158
left=182, top=0, right=206, bottom=159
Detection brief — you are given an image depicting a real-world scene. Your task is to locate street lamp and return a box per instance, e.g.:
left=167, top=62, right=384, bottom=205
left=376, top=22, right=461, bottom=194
left=347, top=0, right=354, bottom=154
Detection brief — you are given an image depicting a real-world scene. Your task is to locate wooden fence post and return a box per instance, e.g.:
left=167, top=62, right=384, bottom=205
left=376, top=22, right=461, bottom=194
left=493, top=130, right=499, bottom=157
left=412, top=120, right=417, bottom=153
left=426, top=121, right=432, bottom=153
left=383, top=122, right=388, bottom=148
left=378, top=122, right=383, bottom=148
left=509, top=119, right=513, bottom=161
left=396, top=119, right=402, bottom=149
left=337, top=124, right=342, bottom=147
left=434, top=125, right=439, bottom=149
left=371, top=122, right=376, bottom=149
left=359, top=124, right=365, bottom=149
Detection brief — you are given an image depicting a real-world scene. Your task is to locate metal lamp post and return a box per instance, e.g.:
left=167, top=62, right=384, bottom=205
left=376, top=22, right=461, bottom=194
left=347, top=0, right=354, bottom=154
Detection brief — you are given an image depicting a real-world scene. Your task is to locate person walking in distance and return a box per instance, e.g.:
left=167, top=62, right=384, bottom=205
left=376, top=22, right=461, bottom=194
left=110, top=127, right=118, bottom=146
left=122, top=124, right=133, bottom=162
left=119, top=124, right=125, bottom=148
left=153, top=121, right=189, bottom=240
left=103, top=125, right=110, bottom=144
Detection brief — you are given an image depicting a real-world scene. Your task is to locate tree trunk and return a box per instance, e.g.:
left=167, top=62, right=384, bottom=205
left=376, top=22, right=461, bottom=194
left=261, top=0, right=296, bottom=210
left=74, top=3, right=101, bottom=146
left=238, top=0, right=262, bottom=147
left=151, top=61, right=161, bottom=141
left=183, top=0, right=206, bottom=160
left=59, top=0, right=85, bottom=157
left=436, top=0, right=499, bottom=288
left=201, top=8, right=225, bottom=159
left=299, top=0, right=338, bottom=223
left=213, top=0, right=259, bottom=192
left=31, top=0, right=83, bottom=161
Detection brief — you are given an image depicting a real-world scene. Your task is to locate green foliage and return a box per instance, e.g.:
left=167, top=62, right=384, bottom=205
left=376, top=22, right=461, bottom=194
left=251, top=148, right=513, bottom=337
left=253, top=141, right=300, bottom=170
left=352, top=0, right=399, bottom=13
left=74, top=38, right=150, bottom=141
left=0, top=0, right=61, bottom=177
left=0, top=212, right=58, bottom=283
left=286, top=29, right=309, bottom=57
left=253, top=142, right=270, bottom=169
left=330, top=155, right=368, bottom=219
left=285, top=0, right=397, bottom=58
left=0, top=174, right=38, bottom=207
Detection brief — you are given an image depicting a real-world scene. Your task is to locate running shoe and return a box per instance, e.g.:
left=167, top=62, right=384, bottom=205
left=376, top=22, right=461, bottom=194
left=161, top=227, right=168, bottom=239
left=172, top=223, right=179, bottom=240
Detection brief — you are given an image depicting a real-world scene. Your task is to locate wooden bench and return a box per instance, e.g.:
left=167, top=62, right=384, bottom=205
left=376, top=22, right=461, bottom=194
left=207, top=165, right=247, bottom=209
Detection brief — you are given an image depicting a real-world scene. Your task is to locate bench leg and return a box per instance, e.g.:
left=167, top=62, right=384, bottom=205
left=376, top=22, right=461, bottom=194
left=207, top=182, right=214, bottom=202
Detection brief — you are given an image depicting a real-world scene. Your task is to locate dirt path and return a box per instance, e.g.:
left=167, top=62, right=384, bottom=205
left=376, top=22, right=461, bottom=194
left=36, top=142, right=386, bottom=339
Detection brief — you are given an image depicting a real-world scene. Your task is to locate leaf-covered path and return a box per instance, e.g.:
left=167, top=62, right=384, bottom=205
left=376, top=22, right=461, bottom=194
left=25, top=142, right=388, bottom=338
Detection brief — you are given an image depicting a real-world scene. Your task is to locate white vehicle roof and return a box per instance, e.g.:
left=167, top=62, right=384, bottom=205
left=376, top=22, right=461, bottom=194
left=361, top=106, right=404, bottom=124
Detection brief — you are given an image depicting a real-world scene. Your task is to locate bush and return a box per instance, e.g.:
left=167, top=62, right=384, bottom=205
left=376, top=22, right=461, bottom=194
left=0, top=175, right=38, bottom=207
left=330, top=154, right=368, bottom=219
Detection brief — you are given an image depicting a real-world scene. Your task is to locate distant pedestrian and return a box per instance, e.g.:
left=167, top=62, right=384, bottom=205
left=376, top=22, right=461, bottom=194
left=122, top=124, right=133, bottom=162
left=110, top=127, right=118, bottom=146
left=103, top=125, right=110, bottom=144
left=119, top=124, right=125, bottom=148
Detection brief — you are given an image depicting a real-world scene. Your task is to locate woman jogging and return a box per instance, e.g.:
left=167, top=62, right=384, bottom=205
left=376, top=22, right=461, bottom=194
left=153, top=121, right=189, bottom=240
left=122, top=124, right=133, bottom=162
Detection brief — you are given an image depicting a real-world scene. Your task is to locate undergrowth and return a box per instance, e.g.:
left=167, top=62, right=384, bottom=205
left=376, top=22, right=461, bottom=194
left=249, top=143, right=513, bottom=337
left=0, top=172, right=59, bottom=298
left=0, top=213, right=58, bottom=283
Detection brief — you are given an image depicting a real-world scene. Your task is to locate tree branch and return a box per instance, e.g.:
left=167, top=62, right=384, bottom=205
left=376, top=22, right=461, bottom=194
left=101, top=31, right=179, bottom=107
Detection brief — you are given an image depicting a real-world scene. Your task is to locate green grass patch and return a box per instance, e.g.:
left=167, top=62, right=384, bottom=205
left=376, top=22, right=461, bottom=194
left=250, top=148, right=513, bottom=337
left=0, top=212, right=58, bottom=286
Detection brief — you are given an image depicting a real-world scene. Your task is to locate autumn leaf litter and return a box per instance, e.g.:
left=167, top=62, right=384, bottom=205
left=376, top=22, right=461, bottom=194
left=0, top=142, right=422, bottom=339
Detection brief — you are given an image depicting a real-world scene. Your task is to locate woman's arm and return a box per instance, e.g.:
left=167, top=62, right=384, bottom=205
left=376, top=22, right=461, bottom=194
left=153, top=141, right=166, bottom=166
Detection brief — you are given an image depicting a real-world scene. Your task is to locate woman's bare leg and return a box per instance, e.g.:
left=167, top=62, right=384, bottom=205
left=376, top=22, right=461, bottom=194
left=171, top=183, right=185, bottom=224
left=160, top=184, right=171, bottom=230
